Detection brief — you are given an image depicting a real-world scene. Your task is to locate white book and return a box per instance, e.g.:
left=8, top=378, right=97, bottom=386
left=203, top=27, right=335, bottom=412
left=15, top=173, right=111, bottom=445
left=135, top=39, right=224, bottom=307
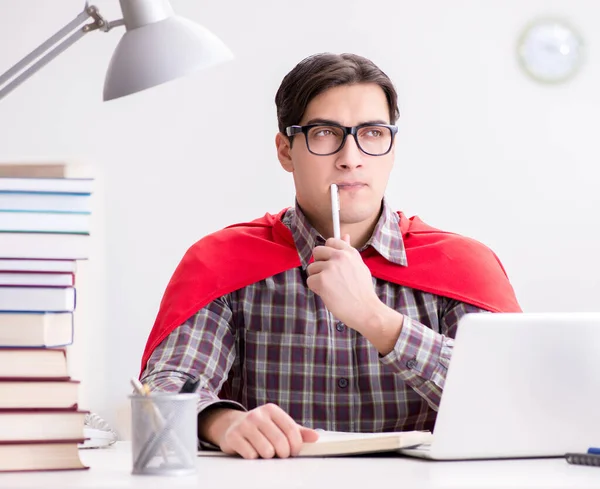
left=197, top=430, right=434, bottom=458
left=0, top=177, right=93, bottom=194
left=0, top=287, right=75, bottom=312
left=0, top=192, right=91, bottom=213
left=0, top=233, right=89, bottom=259
left=0, top=312, right=73, bottom=347
left=0, top=272, right=73, bottom=287
left=0, top=211, right=90, bottom=233
left=297, top=430, right=433, bottom=456
left=0, top=259, right=76, bottom=272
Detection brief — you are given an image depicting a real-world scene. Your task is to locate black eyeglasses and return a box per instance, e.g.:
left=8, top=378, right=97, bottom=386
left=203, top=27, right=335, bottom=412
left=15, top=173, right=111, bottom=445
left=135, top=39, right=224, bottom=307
left=285, top=122, right=398, bottom=156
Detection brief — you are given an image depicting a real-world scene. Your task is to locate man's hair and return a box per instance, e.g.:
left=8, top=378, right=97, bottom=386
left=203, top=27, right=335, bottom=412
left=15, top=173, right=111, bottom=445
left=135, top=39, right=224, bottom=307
left=275, top=53, right=400, bottom=136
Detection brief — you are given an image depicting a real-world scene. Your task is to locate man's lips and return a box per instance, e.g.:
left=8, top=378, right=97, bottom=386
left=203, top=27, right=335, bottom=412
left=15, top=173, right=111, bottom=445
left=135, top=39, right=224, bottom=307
left=335, top=182, right=367, bottom=189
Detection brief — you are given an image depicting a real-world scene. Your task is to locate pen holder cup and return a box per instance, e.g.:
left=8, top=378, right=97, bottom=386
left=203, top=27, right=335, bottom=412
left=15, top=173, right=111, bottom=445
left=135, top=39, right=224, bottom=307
left=130, top=393, right=199, bottom=476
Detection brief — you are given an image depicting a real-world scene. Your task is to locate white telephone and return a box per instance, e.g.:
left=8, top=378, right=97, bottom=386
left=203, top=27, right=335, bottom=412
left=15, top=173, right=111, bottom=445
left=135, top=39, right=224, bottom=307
left=79, top=412, right=118, bottom=449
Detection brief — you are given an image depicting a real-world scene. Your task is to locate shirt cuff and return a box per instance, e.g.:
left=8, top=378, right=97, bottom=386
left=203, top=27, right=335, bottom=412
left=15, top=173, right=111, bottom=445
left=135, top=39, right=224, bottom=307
left=378, top=316, right=445, bottom=381
left=197, top=398, right=247, bottom=450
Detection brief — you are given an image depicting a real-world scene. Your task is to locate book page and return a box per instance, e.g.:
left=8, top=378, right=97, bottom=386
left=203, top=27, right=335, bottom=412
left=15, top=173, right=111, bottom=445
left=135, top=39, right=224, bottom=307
left=314, top=430, right=411, bottom=441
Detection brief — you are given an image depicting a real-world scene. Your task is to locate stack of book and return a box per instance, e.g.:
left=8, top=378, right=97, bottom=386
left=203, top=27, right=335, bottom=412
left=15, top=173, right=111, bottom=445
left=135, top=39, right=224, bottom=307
left=0, top=164, right=91, bottom=472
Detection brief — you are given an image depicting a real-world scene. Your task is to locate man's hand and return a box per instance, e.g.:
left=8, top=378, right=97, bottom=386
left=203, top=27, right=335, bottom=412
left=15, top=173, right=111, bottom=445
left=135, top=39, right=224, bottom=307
left=307, top=235, right=404, bottom=354
left=307, top=235, right=381, bottom=330
left=200, top=404, right=319, bottom=459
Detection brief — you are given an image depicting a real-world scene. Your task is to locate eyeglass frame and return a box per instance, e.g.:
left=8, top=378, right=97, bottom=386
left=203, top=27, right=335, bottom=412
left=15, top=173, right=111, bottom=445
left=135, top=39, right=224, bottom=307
left=285, top=122, right=399, bottom=156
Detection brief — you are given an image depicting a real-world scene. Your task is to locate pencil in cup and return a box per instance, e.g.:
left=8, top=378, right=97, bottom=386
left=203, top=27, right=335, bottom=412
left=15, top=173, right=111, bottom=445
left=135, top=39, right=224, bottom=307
left=141, top=384, right=170, bottom=464
left=133, top=399, right=197, bottom=471
left=130, top=393, right=198, bottom=474
left=130, top=379, right=170, bottom=463
left=129, top=381, right=198, bottom=474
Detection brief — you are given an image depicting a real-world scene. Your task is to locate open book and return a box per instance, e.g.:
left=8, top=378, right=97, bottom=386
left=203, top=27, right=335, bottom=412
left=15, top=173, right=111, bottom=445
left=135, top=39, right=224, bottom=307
left=198, top=430, right=433, bottom=458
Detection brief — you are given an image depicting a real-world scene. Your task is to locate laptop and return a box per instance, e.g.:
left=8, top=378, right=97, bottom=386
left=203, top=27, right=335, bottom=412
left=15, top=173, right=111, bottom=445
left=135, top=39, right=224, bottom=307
left=399, top=312, right=600, bottom=460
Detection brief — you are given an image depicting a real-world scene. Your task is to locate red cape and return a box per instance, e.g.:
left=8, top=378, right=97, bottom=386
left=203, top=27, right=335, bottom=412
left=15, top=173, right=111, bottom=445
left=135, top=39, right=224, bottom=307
left=140, top=209, right=521, bottom=374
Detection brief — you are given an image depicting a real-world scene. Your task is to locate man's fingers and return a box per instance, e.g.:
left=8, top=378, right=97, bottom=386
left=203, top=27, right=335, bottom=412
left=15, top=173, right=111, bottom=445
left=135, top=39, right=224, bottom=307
left=269, top=405, right=305, bottom=456
left=232, top=425, right=318, bottom=458
left=221, top=432, right=259, bottom=460
left=325, top=237, right=351, bottom=250
left=255, top=418, right=292, bottom=459
left=306, top=274, right=318, bottom=294
left=242, top=426, right=277, bottom=459
left=300, top=426, right=320, bottom=443
left=312, top=246, right=347, bottom=264
left=224, top=404, right=316, bottom=459
left=313, top=239, right=352, bottom=262
left=312, top=245, right=335, bottom=262
left=306, top=261, right=326, bottom=276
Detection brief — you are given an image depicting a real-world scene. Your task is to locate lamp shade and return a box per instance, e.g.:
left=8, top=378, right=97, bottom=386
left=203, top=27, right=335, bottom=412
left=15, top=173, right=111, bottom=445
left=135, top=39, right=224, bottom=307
left=103, top=15, right=233, bottom=101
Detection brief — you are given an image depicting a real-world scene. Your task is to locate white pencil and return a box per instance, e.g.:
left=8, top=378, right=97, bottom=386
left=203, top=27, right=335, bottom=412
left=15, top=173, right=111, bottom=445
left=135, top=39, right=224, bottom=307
left=330, top=183, right=341, bottom=239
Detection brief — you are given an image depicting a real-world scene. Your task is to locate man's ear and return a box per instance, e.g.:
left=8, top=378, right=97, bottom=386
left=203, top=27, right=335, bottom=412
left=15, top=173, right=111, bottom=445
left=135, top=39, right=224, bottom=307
left=275, top=132, right=294, bottom=173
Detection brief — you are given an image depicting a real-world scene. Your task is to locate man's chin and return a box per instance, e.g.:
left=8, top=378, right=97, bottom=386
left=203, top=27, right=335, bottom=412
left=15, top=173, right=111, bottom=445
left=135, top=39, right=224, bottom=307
left=339, top=206, right=382, bottom=226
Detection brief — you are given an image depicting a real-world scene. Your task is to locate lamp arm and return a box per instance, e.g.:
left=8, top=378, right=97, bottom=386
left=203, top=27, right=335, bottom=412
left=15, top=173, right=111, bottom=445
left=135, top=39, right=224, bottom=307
left=0, top=4, right=124, bottom=100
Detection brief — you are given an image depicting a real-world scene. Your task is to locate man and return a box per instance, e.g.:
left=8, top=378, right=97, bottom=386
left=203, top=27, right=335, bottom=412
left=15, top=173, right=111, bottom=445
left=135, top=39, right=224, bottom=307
left=140, top=53, right=521, bottom=460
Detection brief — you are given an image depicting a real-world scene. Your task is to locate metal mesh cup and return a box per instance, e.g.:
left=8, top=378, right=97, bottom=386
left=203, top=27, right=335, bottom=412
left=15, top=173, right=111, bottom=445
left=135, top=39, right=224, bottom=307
left=130, top=393, right=198, bottom=476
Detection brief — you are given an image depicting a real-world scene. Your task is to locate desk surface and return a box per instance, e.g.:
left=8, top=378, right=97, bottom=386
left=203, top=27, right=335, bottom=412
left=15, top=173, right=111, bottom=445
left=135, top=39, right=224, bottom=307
left=0, top=442, right=598, bottom=489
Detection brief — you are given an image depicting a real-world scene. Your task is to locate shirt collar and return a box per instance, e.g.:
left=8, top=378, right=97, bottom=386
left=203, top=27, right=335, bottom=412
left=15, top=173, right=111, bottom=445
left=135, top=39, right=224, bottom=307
left=282, top=198, right=408, bottom=270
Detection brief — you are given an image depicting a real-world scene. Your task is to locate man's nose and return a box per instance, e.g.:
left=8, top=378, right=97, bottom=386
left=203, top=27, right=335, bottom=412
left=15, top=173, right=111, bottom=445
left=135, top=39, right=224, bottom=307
left=335, top=135, right=363, bottom=170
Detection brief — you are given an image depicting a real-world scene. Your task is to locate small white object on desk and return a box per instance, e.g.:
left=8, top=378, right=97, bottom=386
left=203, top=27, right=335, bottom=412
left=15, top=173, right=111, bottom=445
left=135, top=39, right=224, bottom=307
left=79, top=413, right=117, bottom=449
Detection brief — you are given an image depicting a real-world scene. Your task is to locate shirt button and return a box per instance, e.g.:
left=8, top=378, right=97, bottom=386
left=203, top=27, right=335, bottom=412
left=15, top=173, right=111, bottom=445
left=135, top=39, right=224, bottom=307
left=406, top=359, right=418, bottom=370
left=338, top=378, right=349, bottom=388
left=336, top=322, right=345, bottom=332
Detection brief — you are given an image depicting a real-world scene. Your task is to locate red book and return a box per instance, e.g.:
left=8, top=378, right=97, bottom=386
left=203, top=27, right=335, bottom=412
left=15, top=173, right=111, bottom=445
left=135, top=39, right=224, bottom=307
left=0, top=439, right=88, bottom=472
left=0, top=348, right=68, bottom=377
left=0, top=409, right=87, bottom=443
left=0, top=378, right=79, bottom=410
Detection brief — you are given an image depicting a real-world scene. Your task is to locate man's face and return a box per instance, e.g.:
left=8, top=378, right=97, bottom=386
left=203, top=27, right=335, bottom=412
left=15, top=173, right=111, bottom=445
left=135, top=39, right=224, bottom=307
left=277, top=83, right=395, bottom=231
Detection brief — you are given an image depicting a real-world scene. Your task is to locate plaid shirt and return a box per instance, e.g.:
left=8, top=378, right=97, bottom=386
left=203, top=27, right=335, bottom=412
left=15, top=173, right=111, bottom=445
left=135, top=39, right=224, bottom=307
left=141, top=200, right=485, bottom=433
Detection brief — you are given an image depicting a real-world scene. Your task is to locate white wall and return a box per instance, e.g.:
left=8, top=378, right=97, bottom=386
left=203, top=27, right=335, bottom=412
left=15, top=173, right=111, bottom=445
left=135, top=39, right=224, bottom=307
left=1, top=0, right=599, bottom=434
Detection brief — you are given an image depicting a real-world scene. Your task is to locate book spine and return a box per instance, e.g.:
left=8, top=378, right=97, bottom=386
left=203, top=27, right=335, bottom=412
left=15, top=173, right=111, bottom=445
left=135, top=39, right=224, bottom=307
left=0, top=272, right=75, bottom=287
left=0, top=438, right=86, bottom=445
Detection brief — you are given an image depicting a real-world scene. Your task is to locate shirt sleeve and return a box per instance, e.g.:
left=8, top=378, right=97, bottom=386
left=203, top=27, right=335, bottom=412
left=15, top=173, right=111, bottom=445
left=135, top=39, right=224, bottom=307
left=378, top=298, right=487, bottom=411
left=140, top=295, right=247, bottom=438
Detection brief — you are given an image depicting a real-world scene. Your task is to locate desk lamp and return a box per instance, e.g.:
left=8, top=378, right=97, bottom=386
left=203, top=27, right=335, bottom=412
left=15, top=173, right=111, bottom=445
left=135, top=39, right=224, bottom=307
left=0, top=0, right=233, bottom=101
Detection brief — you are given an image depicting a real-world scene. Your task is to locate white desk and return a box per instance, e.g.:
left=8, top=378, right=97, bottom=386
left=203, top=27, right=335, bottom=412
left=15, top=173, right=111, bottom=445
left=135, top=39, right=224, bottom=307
left=0, top=442, right=598, bottom=489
